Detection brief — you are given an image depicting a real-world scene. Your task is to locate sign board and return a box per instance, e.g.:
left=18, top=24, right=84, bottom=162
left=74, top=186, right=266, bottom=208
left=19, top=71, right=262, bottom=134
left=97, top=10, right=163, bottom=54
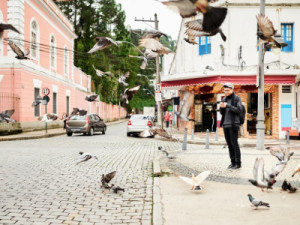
left=155, top=83, right=161, bottom=93
left=155, top=92, right=162, bottom=102
left=42, top=87, right=50, bottom=96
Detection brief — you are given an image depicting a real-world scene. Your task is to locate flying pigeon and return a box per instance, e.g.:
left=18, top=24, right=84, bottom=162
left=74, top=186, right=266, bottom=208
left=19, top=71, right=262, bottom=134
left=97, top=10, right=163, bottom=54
left=76, top=152, right=98, bottom=165
left=267, top=144, right=294, bottom=163
left=118, top=72, right=129, bottom=86
left=88, top=37, right=119, bottom=54
left=121, top=86, right=140, bottom=104
left=175, top=91, right=195, bottom=121
left=139, top=38, right=172, bottom=55
left=0, top=109, right=15, bottom=123
left=142, top=30, right=168, bottom=39
left=85, top=94, right=98, bottom=102
left=184, top=36, right=200, bottom=45
left=0, top=22, right=20, bottom=39
left=256, top=14, right=281, bottom=48
left=271, top=162, right=287, bottom=177
left=179, top=170, right=210, bottom=190
left=291, top=163, right=300, bottom=177
left=32, top=96, right=47, bottom=107
left=8, top=41, right=30, bottom=60
left=129, top=55, right=148, bottom=70
left=92, top=65, right=111, bottom=77
left=248, top=158, right=273, bottom=192
left=111, top=184, right=125, bottom=194
left=38, top=113, right=58, bottom=122
left=247, top=194, right=270, bottom=209
left=101, top=171, right=116, bottom=187
left=140, top=128, right=178, bottom=141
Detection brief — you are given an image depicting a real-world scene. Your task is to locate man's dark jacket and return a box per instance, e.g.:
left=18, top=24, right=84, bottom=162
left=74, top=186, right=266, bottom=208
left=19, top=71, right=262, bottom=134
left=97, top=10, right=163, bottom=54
left=220, top=93, right=242, bottom=127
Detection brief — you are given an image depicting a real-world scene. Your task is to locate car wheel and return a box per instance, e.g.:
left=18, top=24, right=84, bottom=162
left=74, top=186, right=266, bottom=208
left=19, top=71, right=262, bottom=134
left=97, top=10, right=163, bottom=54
left=127, top=132, right=130, bottom=137
left=102, top=126, right=106, bottom=135
left=67, top=132, right=72, bottom=136
left=89, top=128, right=94, bottom=136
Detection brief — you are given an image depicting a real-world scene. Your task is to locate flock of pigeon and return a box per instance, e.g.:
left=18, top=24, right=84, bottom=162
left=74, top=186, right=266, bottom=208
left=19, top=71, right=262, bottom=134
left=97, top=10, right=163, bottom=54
left=76, top=152, right=125, bottom=194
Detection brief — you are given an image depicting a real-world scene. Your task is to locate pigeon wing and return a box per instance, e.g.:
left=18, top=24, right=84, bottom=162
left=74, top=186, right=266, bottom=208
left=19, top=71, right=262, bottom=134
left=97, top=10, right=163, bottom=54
left=8, top=41, right=25, bottom=58
left=257, top=158, right=265, bottom=182
left=194, top=170, right=210, bottom=185
left=253, top=158, right=259, bottom=180
left=179, top=176, right=194, bottom=186
left=3, top=109, right=15, bottom=117
left=269, top=148, right=283, bottom=161
left=0, top=23, right=20, bottom=34
left=139, top=38, right=164, bottom=51
left=159, top=0, right=197, bottom=18
left=256, top=14, right=276, bottom=38
left=185, top=29, right=212, bottom=37
left=185, top=19, right=203, bottom=31
left=144, top=49, right=158, bottom=58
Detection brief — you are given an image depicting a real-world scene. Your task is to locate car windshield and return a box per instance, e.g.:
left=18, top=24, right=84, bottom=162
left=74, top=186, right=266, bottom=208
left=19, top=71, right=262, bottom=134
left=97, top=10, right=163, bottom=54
left=70, top=115, right=86, bottom=120
left=130, top=115, right=149, bottom=120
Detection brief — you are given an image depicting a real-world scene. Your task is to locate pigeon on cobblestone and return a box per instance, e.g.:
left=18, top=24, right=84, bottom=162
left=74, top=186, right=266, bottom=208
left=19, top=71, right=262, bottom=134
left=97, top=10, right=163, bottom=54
left=140, top=128, right=178, bottom=141
left=248, top=158, right=273, bottom=192
left=179, top=170, right=210, bottom=190
left=291, top=164, right=300, bottom=177
left=158, top=146, right=165, bottom=151
left=247, top=194, right=270, bottom=209
left=101, top=171, right=116, bottom=187
left=281, top=180, right=297, bottom=193
left=76, top=152, right=98, bottom=165
left=111, top=184, right=125, bottom=194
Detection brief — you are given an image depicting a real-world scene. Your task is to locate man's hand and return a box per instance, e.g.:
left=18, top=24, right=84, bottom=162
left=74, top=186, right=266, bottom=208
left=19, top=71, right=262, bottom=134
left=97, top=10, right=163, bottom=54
left=220, top=102, right=227, bottom=108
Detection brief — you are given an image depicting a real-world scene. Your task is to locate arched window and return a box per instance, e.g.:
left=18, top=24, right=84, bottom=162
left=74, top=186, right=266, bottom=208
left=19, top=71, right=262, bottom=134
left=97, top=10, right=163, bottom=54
left=0, top=10, right=3, bottom=56
left=50, top=35, right=56, bottom=68
left=30, top=20, right=39, bottom=59
left=64, top=46, right=69, bottom=75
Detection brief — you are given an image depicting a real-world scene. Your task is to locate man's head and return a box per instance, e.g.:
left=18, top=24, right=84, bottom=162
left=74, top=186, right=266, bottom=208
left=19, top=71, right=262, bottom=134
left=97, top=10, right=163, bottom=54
left=223, top=83, right=234, bottom=96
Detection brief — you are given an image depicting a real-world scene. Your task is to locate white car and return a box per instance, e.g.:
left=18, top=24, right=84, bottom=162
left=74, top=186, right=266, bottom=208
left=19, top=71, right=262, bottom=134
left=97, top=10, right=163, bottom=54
left=127, top=114, right=154, bottom=136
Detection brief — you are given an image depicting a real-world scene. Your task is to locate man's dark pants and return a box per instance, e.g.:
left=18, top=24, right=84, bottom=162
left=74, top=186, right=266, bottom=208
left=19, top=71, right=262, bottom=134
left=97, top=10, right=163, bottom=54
left=223, top=125, right=241, bottom=166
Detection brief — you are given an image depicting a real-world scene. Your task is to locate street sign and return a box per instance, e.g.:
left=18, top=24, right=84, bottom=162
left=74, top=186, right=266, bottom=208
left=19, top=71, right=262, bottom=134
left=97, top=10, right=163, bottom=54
left=43, top=95, right=50, bottom=103
left=155, top=92, right=162, bottom=101
left=42, top=87, right=50, bottom=96
left=155, top=83, right=161, bottom=93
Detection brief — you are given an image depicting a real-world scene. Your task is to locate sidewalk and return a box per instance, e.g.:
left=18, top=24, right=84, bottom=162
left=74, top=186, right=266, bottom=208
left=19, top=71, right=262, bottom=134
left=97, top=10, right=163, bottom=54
left=0, top=119, right=127, bottom=142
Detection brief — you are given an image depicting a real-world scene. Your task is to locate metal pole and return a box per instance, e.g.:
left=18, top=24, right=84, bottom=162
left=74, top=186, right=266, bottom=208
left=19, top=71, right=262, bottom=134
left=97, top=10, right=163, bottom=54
left=45, top=104, right=48, bottom=134
left=205, top=129, right=210, bottom=149
left=256, top=0, right=266, bottom=150
left=286, top=130, right=290, bottom=144
left=182, top=127, right=187, bottom=151
left=191, top=128, right=194, bottom=140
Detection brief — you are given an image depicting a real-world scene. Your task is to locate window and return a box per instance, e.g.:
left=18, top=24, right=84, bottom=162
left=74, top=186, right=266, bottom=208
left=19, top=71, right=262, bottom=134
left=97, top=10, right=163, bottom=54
left=66, top=96, right=70, bottom=115
left=53, top=92, right=57, bottom=114
left=282, top=85, right=292, bottom=93
left=31, top=20, right=38, bottom=59
left=34, top=88, right=40, bottom=117
left=281, top=23, right=293, bottom=52
left=64, top=47, right=69, bottom=75
left=50, top=35, right=56, bottom=68
left=199, top=37, right=211, bottom=55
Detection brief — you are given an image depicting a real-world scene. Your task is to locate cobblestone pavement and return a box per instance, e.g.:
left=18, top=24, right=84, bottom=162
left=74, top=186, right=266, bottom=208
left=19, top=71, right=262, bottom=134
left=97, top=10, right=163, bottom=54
left=0, top=122, right=180, bottom=225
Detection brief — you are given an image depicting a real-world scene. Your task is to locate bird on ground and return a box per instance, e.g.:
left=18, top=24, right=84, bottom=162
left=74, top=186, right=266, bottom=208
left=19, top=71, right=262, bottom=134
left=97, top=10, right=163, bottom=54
left=267, top=144, right=294, bottom=163
left=121, top=86, right=140, bottom=104
left=281, top=180, right=297, bottom=193
left=175, top=91, right=195, bottom=121
left=248, top=158, right=273, bottom=192
left=291, top=164, right=300, bottom=177
left=92, top=65, right=111, bottom=78
left=88, top=37, right=119, bottom=54
left=129, top=55, right=148, bottom=70
left=111, top=184, right=125, bottom=194
left=8, top=41, right=30, bottom=60
left=158, top=146, right=166, bottom=151
left=0, top=22, right=20, bottom=39
left=256, top=14, right=281, bottom=48
left=76, top=152, right=98, bottom=165
left=247, top=194, right=270, bottom=209
left=179, top=170, right=210, bottom=190
left=32, top=96, right=47, bottom=107
left=162, top=150, right=176, bottom=159
left=101, top=171, right=116, bottom=187
left=0, top=109, right=15, bottom=123
left=140, top=128, right=178, bottom=141
left=85, top=94, right=98, bottom=102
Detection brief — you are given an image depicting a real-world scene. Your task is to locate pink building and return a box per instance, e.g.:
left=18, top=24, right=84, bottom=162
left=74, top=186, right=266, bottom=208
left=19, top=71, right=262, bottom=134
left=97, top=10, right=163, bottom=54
left=0, top=0, right=126, bottom=124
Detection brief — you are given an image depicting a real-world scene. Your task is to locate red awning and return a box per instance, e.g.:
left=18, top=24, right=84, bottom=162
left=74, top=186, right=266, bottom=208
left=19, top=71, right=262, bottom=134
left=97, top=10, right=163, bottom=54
left=162, top=75, right=296, bottom=88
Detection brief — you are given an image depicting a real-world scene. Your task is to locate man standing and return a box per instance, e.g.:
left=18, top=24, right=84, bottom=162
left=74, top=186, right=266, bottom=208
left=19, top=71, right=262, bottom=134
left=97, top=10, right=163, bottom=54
left=220, top=83, right=242, bottom=170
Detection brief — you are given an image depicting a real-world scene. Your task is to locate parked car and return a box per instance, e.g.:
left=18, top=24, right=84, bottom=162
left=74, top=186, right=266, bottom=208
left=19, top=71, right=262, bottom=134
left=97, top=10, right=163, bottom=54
left=66, top=114, right=106, bottom=136
left=127, top=114, right=154, bottom=136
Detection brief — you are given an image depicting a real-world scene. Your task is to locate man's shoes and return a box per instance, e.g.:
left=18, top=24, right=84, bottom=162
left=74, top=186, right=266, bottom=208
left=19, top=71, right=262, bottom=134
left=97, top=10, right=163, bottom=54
left=231, top=165, right=241, bottom=170
left=227, top=164, right=235, bottom=169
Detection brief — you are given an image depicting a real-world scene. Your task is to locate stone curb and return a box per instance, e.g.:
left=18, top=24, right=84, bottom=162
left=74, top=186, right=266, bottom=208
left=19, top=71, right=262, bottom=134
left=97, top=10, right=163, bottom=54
left=152, top=177, right=163, bottom=225
left=0, top=119, right=127, bottom=142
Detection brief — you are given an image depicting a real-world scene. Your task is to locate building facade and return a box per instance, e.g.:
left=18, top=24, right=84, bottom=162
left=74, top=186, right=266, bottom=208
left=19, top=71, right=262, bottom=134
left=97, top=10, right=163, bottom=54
left=162, top=0, right=300, bottom=139
left=0, top=0, right=126, bottom=124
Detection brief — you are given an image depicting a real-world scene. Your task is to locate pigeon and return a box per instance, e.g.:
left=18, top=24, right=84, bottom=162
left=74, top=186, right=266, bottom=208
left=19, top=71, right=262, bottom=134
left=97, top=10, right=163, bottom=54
left=162, top=150, right=176, bottom=159
left=76, top=152, right=98, bottom=165
left=0, top=109, right=15, bottom=123
left=179, top=170, right=210, bottom=190
left=267, top=144, right=294, bottom=163
left=38, top=113, right=58, bottom=122
left=281, top=180, right=289, bottom=191
left=291, top=164, right=300, bottom=177
left=139, top=38, right=172, bottom=55
left=8, top=41, right=30, bottom=60
left=129, top=55, right=148, bottom=70
left=101, top=171, right=116, bottom=187
left=157, top=0, right=197, bottom=18
left=271, top=162, right=287, bottom=177
left=185, top=19, right=226, bottom=41
left=158, top=146, right=166, bottom=151
left=140, top=128, right=178, bottom=141
left=85, top=94, right=98, bottom=102
left=142, top=30, right=168, bottom=39
left=121, top=86, right=140, bottom=104
left=256, top=14, right=281, bottom=48
left=248, top=158, right=273, bottom=192
left=118, top=72, right=130, bottom=86
left=70, top=108, right=88, bottom=117
left=92, top=65, right=111, bottom=77
left=184, top=36, right=200, bottom=45
left=111, top=184, right=125, bottom=194
left=88, top=37, right=119, bottom=54
left=175, top=91, right=194, bottom=121
left=32, top=96, right=47, bottom=107
left=247, top=194, right=270, bottom=209
left=281, top=180, right=297, bottom=193
left=0, top=22, right=20, bottom=39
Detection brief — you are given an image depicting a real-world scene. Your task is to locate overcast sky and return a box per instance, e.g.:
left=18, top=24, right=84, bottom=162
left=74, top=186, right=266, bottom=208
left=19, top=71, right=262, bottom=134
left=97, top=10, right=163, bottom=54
left=115, top=0, right=182, bottom=40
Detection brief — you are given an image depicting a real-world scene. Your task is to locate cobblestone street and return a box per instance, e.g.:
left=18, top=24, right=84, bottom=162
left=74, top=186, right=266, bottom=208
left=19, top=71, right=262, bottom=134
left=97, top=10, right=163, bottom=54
left=0, top=122, right=176, bottom=225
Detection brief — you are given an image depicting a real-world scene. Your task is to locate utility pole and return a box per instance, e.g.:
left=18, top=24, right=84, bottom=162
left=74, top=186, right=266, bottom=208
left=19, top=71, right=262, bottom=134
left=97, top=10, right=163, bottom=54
left=135, top=13, right=163, bottom=128
left=256, top=0, right=265, bottom=150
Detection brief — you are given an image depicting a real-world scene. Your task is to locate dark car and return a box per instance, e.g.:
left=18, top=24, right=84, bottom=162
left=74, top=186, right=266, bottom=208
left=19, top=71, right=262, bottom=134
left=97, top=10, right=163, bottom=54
left=66, top=114, right=106, bottom=136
